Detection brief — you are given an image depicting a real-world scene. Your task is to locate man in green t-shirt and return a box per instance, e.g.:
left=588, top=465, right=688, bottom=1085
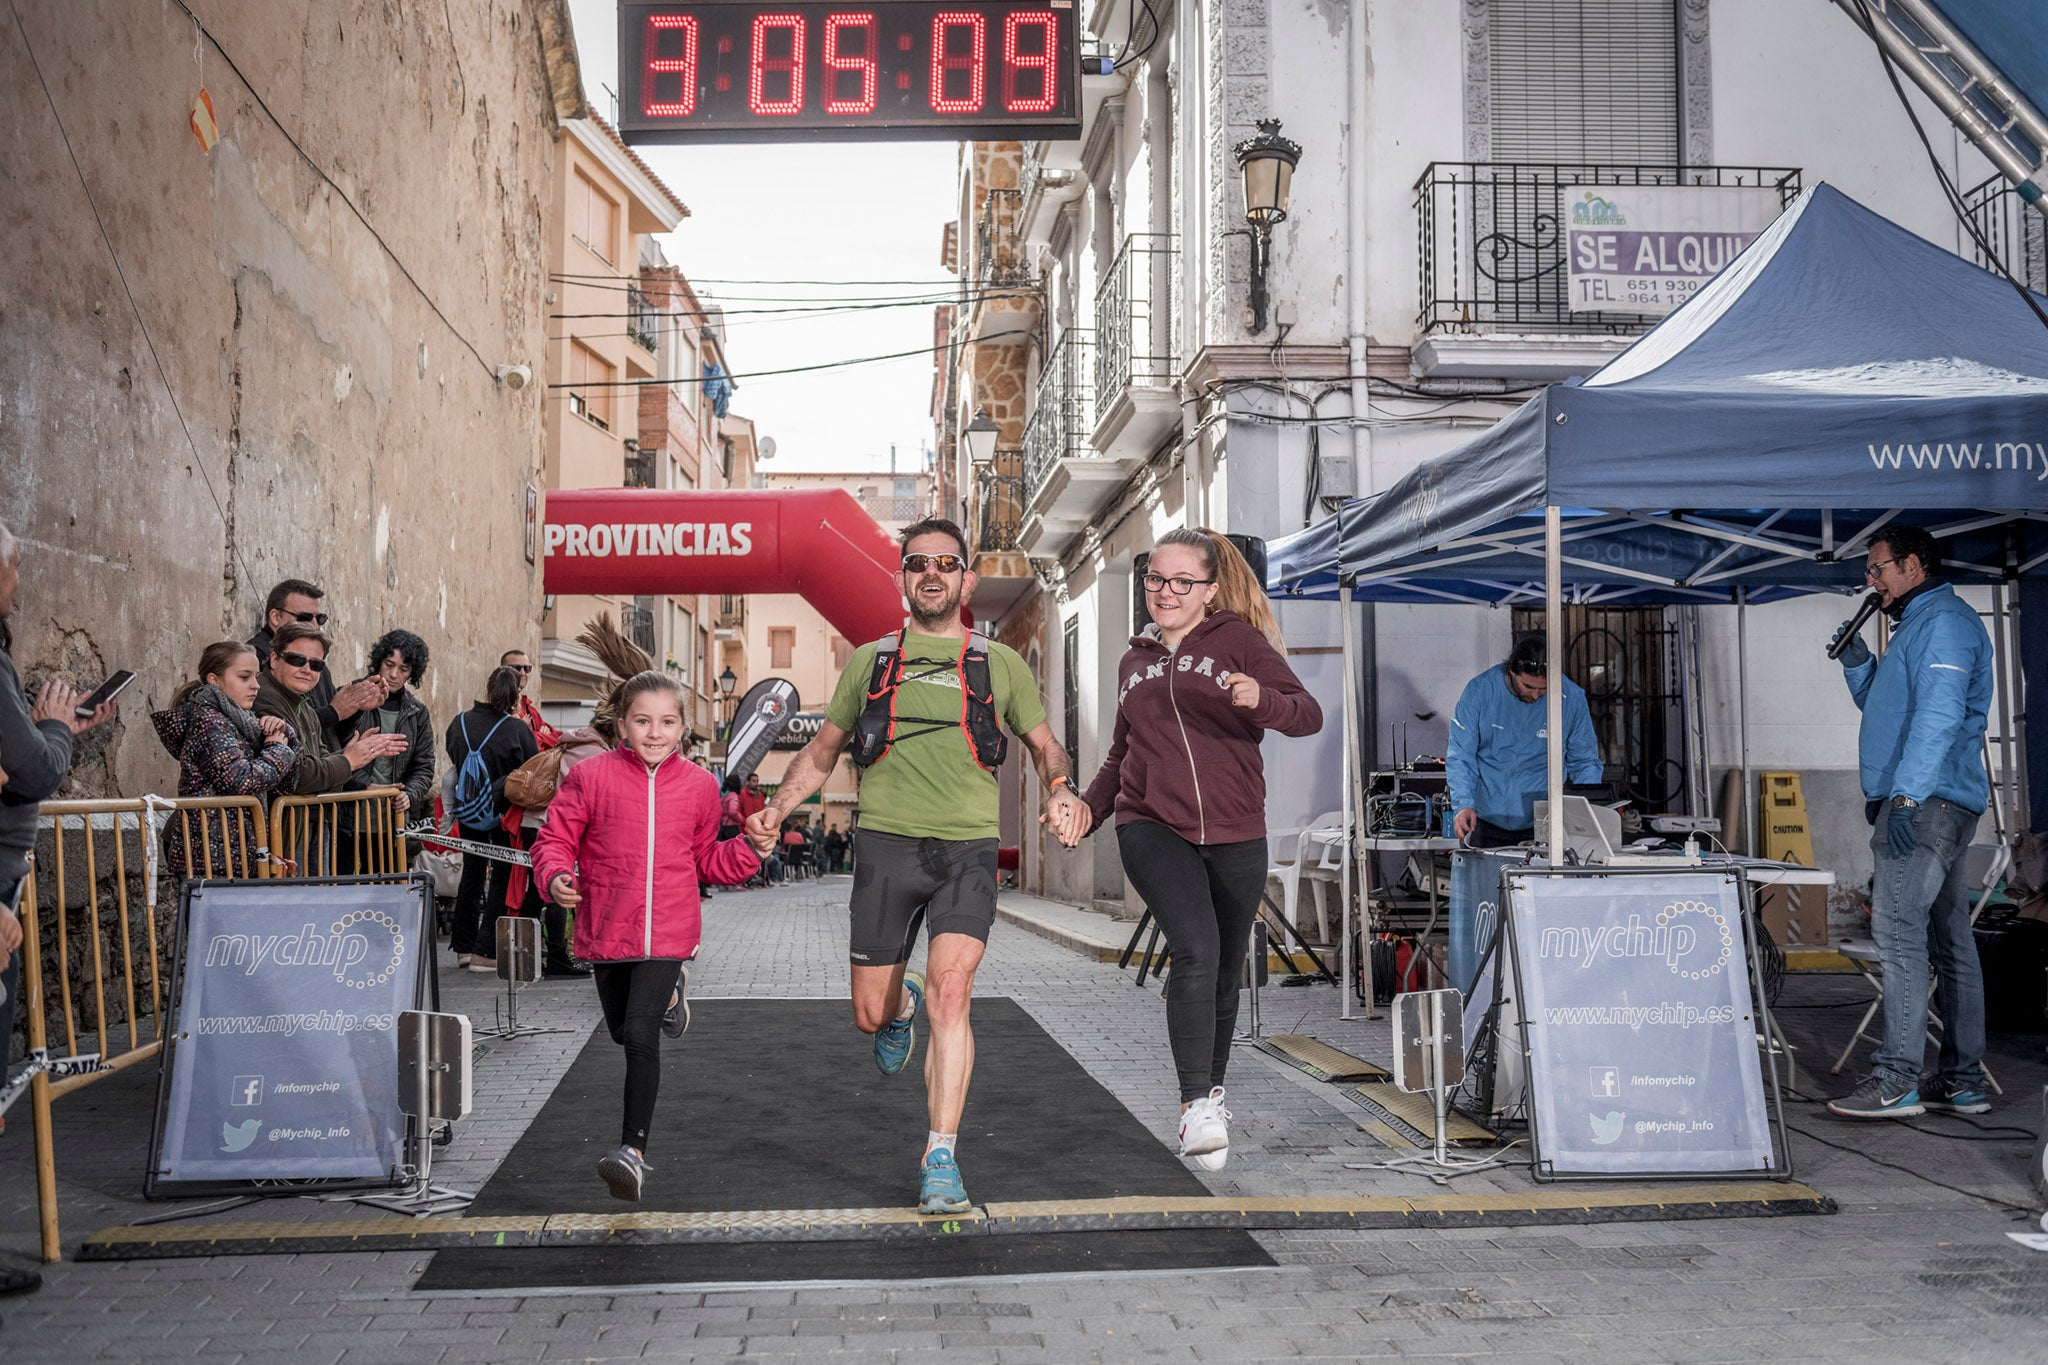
left=749, top=518, right=1092, bottom=1215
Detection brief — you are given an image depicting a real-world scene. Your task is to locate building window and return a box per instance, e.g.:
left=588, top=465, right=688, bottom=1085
left=1488, top=0, right=1677, bottom=163
left=1062, top=614, right=1080, bottom=774
left=571, top=168, right=620, bottom=266
left=769, top=628, right=795, bottom=670
left=568, top=340, right=614, bottom=431
left=699, top=626, right=712, bottom=696
left=831, top=635, right=853, bottom=671
left=674, top=329, right=700, bottom=411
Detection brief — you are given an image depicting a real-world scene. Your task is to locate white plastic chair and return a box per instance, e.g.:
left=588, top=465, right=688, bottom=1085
left=1265, top=811, right=1344, bottom=942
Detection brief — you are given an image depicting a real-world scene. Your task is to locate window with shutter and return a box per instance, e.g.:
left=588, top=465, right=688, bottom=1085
left=1489, top=0, right=1677, bottom=164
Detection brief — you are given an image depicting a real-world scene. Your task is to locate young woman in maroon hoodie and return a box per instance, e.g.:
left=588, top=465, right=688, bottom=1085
left=531, top=671, right=775, bottom=1201
left=1081, top=529, right=1322, bottom=1170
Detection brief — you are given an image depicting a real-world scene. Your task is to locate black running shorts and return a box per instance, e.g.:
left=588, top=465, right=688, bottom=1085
left=847, top=829, right=1000, bottom=966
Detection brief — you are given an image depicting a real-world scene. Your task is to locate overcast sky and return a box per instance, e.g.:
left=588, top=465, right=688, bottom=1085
left=566, top=0, right=960, bottom=475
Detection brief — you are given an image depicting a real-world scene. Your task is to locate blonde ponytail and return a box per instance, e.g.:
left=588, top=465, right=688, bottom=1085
left=1154, top=527, right=1284, bottom=649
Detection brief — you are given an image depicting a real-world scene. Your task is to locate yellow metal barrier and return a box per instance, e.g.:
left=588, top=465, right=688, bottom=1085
left=17, top=795, right=264, bottom=1261
left=267, top=787, right=409, bottom=878
left=16, top=789, right=411, bottom=1261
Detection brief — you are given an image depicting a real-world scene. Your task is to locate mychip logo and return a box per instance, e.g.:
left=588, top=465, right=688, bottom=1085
left=1537, top=903, right=1733, bottom=980
left=203, top=913, right=405, bottom=991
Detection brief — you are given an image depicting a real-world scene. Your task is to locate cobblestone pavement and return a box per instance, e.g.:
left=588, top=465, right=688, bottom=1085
left=4, top=875, right=2046, bottom=1362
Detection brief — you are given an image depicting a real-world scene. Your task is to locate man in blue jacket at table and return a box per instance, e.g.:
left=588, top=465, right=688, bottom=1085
left=1447, top=634, right=1604, bottom=849
left=1828, top=525, right=1994, bottom=1120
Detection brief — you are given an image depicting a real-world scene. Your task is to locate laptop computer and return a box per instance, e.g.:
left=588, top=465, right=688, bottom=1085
left=1533, top=795, right=1703, bottom=868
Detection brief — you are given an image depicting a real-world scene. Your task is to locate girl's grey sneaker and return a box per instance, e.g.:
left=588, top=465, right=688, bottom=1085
left=597, top=1146, right=651, bottom=1201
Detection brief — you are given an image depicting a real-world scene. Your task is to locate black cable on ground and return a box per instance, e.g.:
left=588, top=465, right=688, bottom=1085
left=1783, top=1116, right=2041, bottom=1214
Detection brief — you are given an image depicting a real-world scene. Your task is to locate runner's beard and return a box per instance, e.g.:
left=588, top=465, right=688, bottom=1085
left=908, top=578, right=961, bottom=628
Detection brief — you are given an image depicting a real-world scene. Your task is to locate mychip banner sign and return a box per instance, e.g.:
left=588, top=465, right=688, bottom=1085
left=149, top=880, right=432, bottom=1193
left=1504, top=867, right=1784, bottom=1179
left=1565, top=184, right=1784, bottom=315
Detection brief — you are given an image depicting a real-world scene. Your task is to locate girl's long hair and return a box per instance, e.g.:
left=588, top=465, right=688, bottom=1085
left=173, top=641, right=258, bottom=707
left=1155, top=527, right=1283, bottom=649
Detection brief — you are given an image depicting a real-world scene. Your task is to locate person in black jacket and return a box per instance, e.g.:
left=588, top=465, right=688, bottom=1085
left=344, top=630, right=436, bottom=817
left=444, top=666, right=537, bottom=971
left=248, top=578, right=386, bottom=750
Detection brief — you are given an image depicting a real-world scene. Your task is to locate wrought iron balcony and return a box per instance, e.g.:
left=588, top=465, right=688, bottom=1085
left=627, top=284, right=659, bottom=353
left=623, top=442, right=656, bottom=489
left=1022, top=329, right=1094, bottom=507
left=624, top=601, right=657, bottom=656
left=1963, top=174, right=2047, bottom=292
left=976, top=456, right=1025, bottom=553
left=1415, top=163, right=1802, bottom=336
left=1094, top=233, right=1177, bottom=431
left=976, top=188, right=1034, bottom=288
left=861, top=494, right=927, bottom=523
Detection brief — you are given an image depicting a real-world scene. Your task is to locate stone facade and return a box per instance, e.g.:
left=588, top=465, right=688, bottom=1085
left=2, top=0, right=577, bottom=794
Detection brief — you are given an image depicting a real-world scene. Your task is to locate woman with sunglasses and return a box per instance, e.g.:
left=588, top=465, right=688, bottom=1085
left=254, top=622, right=410, bottom=798
left=1081, top=528, right=1322, bottom=1172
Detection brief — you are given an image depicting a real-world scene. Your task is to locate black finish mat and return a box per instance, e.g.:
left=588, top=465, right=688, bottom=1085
left=415, top=998, right=1272, bottom=1288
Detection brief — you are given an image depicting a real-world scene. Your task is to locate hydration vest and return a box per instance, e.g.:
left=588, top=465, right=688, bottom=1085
left=850, top=630, right=1010, bottom=772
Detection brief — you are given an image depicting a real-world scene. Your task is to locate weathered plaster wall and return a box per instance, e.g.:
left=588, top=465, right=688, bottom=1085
left=1, top=0, right=564, bottom=793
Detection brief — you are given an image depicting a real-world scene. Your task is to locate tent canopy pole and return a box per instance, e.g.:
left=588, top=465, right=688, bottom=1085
left=1546, top=505, right=1564, bottom=858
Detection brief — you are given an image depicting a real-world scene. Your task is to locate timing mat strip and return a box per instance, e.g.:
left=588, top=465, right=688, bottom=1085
left=1350, top=1086, right=1500, bottom=1146
left=1256, top=1035, right=1391, bottom=1083
left=79, top=1183, right=1833, bottom=1259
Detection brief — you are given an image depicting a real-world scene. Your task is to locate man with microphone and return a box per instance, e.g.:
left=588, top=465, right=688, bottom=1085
left=1827, top=525, right=1994, bottom=1120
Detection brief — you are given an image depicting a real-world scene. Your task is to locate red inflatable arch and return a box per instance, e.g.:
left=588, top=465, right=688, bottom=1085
left=541, top=488, right=910, bottom=646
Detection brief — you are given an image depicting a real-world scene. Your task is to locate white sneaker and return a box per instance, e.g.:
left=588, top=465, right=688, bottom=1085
left=1178, top=1086, right=1231, bottom=1170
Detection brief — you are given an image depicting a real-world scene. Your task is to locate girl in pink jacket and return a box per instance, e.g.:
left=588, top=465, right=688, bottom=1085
left=530, top=671, right=772, bottom=1201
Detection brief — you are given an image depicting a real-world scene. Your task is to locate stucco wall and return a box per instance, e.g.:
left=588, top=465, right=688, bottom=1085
left=2, top=0, right=563, bottom=793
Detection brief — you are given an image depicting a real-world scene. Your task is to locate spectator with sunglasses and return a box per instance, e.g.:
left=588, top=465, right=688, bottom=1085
left=248, top=579, right=388, bottom=747
left=254, top=623, right=409, bottom=798
left=1446, top=633, right=1602, bottom=849
left=500, top=648, right=562, bottom=750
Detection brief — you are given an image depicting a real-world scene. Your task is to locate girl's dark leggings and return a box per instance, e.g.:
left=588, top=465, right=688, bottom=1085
left=591, top=958, right=683, bottom=1151
left=1116, top=821, right=1269, bottom=1103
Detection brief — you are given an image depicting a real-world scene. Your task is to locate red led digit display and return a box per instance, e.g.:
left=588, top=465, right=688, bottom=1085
left=620, top=0, right=1080, bottom=143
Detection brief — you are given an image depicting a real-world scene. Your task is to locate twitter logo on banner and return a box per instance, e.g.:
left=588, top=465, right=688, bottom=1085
left=1589, top=1111, right=1625, bottom=1145
left=220, top=1118, right=261, bottom=1153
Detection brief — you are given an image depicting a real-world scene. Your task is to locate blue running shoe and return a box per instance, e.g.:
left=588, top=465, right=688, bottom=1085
left=874, top=970, right=924, bottom=1076
left=1922, top=1075, right=1991, bottom=1115
left=1827, top=1075, right=1923, bottom=1119
left=918, top=1148, right=971, bottom=1215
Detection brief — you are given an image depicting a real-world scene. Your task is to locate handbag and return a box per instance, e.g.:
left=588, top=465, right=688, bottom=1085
left=502, top=744, right=566, bottom=810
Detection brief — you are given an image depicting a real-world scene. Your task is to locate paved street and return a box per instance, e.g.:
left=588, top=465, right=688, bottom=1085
left=4, top=875, right=2046, bottom=1362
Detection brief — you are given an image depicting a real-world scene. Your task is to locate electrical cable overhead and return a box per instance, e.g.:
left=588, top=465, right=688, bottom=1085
left=168, top=0, right=502, bottom=375
left=549, top=271, right=967, bottom=288
left=548, top=329, right=1034, bottom=389
left=8, top=0, right=255, bottom=595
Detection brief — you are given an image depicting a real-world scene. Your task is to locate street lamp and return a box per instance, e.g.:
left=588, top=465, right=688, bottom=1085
left=1230, top=118, right=1302, bottom=336
left=962, top=407, right=999, bottom=467
left=717, top=665, right=738, bottom=738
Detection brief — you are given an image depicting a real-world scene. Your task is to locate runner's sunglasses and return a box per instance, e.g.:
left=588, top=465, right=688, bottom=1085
left=901, top=553, right=966, bottom=573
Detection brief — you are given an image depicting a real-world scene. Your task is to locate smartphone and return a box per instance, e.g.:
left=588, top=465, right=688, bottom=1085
left=74, top=669, right=137, bottom=719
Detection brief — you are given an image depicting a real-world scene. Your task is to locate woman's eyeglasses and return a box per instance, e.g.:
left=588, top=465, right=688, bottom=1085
left=902, top=553, right=965, bottom=574
left=1142, top=573, right=1215, bottom=597
left=277, top=650, right=323, bottom=670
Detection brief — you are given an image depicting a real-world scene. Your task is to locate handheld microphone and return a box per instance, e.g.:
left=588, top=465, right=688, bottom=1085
left=1826, top=591, right=1883, bottom=660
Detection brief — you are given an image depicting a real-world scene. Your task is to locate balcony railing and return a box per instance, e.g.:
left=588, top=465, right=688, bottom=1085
left=976, top=456, right=1025, bottom=553
left=623, top=442, right=655, bottom=489
left=1022, top=329, right=1094, bottom=506
left=1415, top=163, right=1802, bottom=336
left=715, top=594, right=747, bottom=631
left=861, top=495, right=926, bottom=523
left=976, top=188, right=1033, bottom=287
left=1963, top=173, right=2048, bottom=292
left=624, top=601, right=657, bottom=656
left=627, top=285, right=659, bottom=353
left=1094, top=233, right=1177, bottom=427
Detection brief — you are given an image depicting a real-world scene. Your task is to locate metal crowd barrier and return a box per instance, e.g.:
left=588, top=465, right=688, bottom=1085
left=11, top=789, right=409, bottom=1261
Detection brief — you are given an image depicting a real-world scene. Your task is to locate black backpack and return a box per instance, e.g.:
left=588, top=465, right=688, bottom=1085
left=849, top=630, right=1009, bottom=772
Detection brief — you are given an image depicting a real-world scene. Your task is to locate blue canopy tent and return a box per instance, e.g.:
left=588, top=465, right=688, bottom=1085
left=1267, top=184, right=2044, bottom=998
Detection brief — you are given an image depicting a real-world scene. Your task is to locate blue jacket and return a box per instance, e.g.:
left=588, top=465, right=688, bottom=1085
left=1447, top=665, right=1603, bottom=830
left=1842, top=582, right=1991, bottom=813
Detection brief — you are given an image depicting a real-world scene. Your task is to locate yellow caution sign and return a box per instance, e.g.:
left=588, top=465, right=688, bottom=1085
left=1758, top=771, right=1825, bottom=947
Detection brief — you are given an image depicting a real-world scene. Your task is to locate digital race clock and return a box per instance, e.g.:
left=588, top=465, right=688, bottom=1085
left=618, top=0, right=1081, bottom=143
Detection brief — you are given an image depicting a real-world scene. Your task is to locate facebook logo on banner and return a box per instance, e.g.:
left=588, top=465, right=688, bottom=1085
left=230, top=1076, right=264, bottom=1107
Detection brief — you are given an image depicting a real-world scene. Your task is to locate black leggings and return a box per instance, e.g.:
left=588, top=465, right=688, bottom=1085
left=592, top=959, right=684, bottom=1151
left=1116, top=821, right=1268, bottom=1103
left=449, top=824, right=512, bottom=957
